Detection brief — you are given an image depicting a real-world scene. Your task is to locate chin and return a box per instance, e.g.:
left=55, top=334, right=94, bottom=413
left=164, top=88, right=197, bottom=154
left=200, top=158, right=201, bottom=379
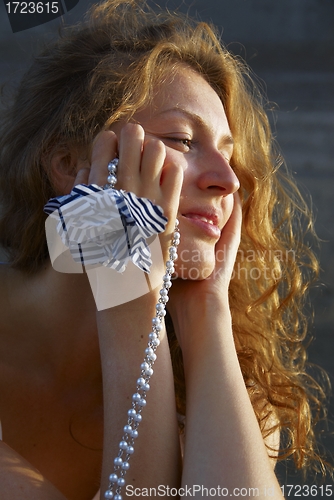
left=172, top=237, right=216, bottom=280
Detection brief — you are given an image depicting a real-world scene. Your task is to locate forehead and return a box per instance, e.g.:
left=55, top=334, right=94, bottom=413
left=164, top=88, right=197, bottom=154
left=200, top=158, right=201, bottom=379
left=135, top=67, right=230, bottom=131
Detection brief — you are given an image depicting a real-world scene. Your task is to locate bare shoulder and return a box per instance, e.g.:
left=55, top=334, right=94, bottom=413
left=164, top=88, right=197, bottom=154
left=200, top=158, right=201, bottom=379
left=0, top=441, right=67, bottom=499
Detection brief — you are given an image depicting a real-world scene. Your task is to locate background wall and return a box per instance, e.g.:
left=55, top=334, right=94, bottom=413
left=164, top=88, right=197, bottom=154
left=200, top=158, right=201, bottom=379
left=1, top=0, right=333, bottom=495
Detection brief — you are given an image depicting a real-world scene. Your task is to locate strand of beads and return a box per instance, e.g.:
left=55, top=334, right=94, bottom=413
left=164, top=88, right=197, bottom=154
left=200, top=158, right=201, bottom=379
left=104, top=220, right=180, bottom=500
left=104, top=158, right=118, bottom=189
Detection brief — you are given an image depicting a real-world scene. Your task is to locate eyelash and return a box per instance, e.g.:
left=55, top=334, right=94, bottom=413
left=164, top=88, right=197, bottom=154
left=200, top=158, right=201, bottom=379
left=166, top=137, right=233, bottom=164
left=169, top=137, right=192, bottom=149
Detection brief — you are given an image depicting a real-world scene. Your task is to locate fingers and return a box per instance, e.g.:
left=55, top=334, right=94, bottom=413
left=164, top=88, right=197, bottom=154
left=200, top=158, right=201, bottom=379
left=224, top=192, right=242, bottom=239
left=72, top=124, right=182, bottom=233
left=117, top=124, right=182, bottom=259
left=89, top=131, right=118, bottom=187
left=73, top=167, right=90, bottom=187
left=217, top=192, right=242, bottom=251
left=213, top=193, right=242, bottom=284
left=139, top=138, right=166, bottom=200
left=159, top=161, right=183, bottom=226
left=117, top=124, right=144, bottom=193
left=73, top=130, right=118, bottom=188
left=117, top=124, right=175, bottom=209
left=116, top=124, right=182, bottom=223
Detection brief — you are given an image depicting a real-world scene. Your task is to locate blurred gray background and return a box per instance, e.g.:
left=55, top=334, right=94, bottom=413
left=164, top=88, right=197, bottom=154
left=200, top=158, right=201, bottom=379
left=1, top=0, right=333, bottom=495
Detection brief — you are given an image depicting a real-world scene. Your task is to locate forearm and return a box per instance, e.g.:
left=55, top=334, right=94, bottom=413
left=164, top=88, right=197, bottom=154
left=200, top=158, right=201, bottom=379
left=97, top=290, right=181, bottom=496
left=176, top=298, right=283, bottom=499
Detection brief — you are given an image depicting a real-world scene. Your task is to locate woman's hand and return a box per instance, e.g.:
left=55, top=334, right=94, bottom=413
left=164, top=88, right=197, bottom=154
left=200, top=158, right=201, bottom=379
left=168, top=192, right=242, bottom=323
left=166, top=192, right=241, bottom=353
left=197, top=191, right=242, bottom=296
left=73, top=125, right=183, bottom=262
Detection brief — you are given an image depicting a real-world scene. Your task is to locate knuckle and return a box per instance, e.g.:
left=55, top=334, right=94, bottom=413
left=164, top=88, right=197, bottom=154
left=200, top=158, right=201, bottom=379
left=144, top=137, right=165, bottom=156
left=93, top=129, right=116, bottom=147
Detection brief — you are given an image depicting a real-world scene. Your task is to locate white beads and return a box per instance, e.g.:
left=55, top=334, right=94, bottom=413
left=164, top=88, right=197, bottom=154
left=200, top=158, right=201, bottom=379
left=134, top=413, right=142, bottom=423
left=141, top=362, right=153, bottom=376
left=156, top=303, right=165, bottom=314
left=169, top=246, right=178, bottom=261
left=105, top=221, right=179, bottom=499
left=119, top=441, right=128, bottom=450
left=107, top=174, right=117, bottom=186
left=109, top=473, right=118, bottom=483
left=146, top=351, right=156, bottom=362
left=162, top=274, right=172, bottom=288
left=145, top=346, right=156, bottom=361
left=137, top=378, right=150, bottom=391
left=105, top=159, right=119, bottom=190
left=132, top=393, right=141, bottom=403
left=108, top=159, right=118, bottom=172
left=159, top=287, right=169, bottom=304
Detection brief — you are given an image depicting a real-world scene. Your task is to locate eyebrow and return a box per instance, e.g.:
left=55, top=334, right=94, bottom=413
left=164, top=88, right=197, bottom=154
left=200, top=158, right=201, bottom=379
left=157, top=106, right=234, bottom=146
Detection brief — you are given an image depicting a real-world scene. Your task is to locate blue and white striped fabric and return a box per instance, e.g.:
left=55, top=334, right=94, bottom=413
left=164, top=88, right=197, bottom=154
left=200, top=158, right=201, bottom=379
left=44, top=184, right=167, bottom=273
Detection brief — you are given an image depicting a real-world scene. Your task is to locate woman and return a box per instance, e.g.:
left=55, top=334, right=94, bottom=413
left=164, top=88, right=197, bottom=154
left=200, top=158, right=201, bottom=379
left=0, top=0, right=328, bottom=498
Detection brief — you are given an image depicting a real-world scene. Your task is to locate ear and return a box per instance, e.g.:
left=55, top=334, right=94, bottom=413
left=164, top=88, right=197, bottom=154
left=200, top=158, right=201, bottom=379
left=49, top=148, right=90, bottom=195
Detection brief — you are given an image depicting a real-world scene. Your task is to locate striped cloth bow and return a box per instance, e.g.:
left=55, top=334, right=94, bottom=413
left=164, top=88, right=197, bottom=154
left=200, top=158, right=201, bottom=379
left=44, top=184, right=168, bottom=273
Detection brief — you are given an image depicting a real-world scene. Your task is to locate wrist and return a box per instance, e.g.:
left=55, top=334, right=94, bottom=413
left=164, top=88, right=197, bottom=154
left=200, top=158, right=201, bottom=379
left=168, top=292, right=232, bottom=355
left=97, top=287, right=163, bottom=339
left=169, top=284, right=231, bottom=324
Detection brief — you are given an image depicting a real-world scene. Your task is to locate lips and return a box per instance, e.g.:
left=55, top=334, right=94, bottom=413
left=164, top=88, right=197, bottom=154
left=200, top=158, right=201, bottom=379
left=181, top=210, right=221, bottom=238
left=184, top=214, right=216, bottom=225
left=182, top=210, right=220, bottom=227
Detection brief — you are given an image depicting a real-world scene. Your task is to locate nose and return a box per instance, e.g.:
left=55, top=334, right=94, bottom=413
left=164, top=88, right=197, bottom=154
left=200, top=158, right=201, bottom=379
left=196, top=151, right=240, bottom=195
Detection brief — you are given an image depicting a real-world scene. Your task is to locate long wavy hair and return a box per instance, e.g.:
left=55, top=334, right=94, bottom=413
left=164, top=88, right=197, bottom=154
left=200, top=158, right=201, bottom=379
left=0, top=0, right=329, bottom=473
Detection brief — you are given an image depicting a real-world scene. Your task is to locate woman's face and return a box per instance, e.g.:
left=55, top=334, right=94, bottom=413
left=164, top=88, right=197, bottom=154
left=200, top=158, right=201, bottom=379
left=116, top=67, right=240, bottom=279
